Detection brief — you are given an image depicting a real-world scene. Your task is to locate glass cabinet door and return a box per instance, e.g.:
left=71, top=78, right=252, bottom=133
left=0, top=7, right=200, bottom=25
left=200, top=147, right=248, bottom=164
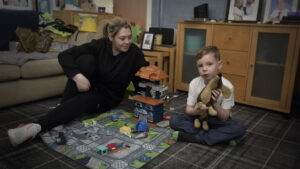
left=181, top=28, right=207, bottom=84
left=175, top=23, right=212, bottom=91
left=247, top=27, right=297, bottom=107
left=251, top=32, right=288, bottom=100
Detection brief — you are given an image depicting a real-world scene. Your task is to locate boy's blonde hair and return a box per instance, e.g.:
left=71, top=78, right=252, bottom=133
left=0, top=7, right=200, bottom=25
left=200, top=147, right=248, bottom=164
left=103, top=17, right=131, bottom=38
left=196, top=46, right=220, bottom=61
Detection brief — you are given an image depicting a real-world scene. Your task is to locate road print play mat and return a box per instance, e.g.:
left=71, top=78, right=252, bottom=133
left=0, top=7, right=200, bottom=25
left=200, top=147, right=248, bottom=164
left=40, top=109, right=176, bottom=169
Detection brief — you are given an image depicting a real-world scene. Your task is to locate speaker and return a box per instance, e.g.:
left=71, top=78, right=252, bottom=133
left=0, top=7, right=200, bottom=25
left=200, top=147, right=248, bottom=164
left=194, top=3, right=208, bottom=18
left=149, top=27, right=175, bottom=45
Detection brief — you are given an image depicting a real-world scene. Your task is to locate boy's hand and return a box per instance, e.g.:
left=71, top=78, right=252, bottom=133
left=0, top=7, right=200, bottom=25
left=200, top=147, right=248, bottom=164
left=194, top=104, right=206, bottom=116
left=211, top=89, right=222, bottom=103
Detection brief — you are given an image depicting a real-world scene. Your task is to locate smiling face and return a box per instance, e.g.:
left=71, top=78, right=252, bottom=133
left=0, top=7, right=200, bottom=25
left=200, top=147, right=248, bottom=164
left=109, top=27, right=132, bottom=56
left=196, top=52, right=222, bottom=84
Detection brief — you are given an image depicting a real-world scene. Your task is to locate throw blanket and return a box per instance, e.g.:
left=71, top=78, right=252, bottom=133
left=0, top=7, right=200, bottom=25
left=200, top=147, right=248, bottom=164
left=0, top=51, right=58, bottom=66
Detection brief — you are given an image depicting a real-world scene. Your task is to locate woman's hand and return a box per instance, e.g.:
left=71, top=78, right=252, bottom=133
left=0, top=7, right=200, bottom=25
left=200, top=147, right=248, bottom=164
left=72, top=73, right=91, bottom=92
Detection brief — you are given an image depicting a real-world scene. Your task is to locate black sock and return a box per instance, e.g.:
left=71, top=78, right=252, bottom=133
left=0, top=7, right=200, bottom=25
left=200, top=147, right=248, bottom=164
left=177, top=132, right=198, bottom=143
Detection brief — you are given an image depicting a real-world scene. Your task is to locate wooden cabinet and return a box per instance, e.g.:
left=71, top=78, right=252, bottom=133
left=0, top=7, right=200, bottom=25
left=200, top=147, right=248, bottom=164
left=246, top=27, right=299, bottom=113
left=212, top=25, right=251, bottom=103
left=175, top=21, right=300, bottom=114
left=212, top=25, right=251, bottom=51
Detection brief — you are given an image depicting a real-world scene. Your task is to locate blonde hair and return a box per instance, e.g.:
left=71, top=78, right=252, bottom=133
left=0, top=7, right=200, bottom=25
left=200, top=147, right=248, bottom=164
left=195, top=46, right=220, bottom=61
left=103, top=17, right=131, bottom=38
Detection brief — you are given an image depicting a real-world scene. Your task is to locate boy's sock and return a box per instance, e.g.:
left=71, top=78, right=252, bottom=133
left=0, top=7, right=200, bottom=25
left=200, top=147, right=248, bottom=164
left=229, top=139, right=237, bottom=146
left=8, top=123, right=41, bottom=147
left=177, top=132, right=198, bottom=143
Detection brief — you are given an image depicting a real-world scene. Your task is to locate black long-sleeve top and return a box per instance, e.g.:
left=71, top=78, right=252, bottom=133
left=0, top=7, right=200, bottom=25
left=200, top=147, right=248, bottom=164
left=58, top=38, right=148, bottom=110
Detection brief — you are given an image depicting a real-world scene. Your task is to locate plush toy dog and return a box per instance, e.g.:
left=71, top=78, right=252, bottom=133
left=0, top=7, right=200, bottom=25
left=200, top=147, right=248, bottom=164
left=194, top=73, right=231, bottom=130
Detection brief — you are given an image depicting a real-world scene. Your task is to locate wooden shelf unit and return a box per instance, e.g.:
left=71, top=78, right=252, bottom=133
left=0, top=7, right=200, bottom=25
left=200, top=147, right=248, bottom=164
left=142, top=45, right=176, bottom=92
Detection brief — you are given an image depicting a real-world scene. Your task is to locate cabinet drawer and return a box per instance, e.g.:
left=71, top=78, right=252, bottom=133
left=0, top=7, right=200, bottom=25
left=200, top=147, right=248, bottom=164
left=220, top=50, right=248, bottom=76
left=222, top=74, right=246, bottom=102
left=213, top=25, right=250, bottom=51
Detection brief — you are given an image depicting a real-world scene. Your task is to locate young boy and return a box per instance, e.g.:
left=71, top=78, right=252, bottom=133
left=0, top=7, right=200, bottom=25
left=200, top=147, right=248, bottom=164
left=269, top=0, right=290, bottom=22
left=170, top=46, right=245, bottom=146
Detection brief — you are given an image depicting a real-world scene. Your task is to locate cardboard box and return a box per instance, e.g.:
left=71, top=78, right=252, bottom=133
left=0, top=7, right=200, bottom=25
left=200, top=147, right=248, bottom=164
left=49, top=33, right=68, bottom=43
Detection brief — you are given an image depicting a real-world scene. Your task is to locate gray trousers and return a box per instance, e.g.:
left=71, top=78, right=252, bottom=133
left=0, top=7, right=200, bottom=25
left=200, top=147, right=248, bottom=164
left=170, top=114, right=246, bottom=145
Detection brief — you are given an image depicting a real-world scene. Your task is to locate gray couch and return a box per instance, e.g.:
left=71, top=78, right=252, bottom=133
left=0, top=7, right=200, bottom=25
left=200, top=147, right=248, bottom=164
left=0, top=10, right=68, bottom=108
left=0, top=50, right=67, bottom=108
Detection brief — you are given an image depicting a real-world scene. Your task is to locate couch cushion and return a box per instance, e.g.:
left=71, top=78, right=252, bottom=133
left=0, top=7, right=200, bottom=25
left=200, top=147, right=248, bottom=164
left=0, top=64, right=20, bottom=81
left=21, top=58, right=64, bottom=79
left=0, top=75, right=67, bottom=108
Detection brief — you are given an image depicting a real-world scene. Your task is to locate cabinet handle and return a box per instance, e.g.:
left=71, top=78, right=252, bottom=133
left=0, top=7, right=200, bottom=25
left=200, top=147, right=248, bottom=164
left=226, top=61, right=230, bottom=64
left=228, top=37, right=232, bottom=40
left=250, top=64, right=254, bottom=68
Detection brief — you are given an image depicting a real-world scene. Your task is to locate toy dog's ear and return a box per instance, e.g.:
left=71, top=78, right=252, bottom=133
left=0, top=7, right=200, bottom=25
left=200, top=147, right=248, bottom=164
left=219, top=73, right=231, bottom=98
left=222, top=85, right=231, bottom=99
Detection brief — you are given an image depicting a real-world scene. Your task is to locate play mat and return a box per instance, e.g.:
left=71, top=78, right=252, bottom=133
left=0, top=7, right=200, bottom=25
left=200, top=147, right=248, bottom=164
left=40, top=109, right=177, bottom=169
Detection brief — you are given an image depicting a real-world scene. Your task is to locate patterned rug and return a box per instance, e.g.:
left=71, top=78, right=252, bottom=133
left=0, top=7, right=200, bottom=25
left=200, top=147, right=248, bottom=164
left=41, top=109, right=177, bottom=169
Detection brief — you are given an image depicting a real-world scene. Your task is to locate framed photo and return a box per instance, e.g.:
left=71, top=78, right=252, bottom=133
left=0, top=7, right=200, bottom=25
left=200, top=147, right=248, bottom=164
left=0, top=0, right=33, bottom=10
left=263, top=0, right=298, bottom=23
left=51, top=0, right=62, bottom=11
left=141, top=32, right=154, bottom=51
left=37, top=0, right=51, bottom=14
left=226, top=0, right=262, bottom=22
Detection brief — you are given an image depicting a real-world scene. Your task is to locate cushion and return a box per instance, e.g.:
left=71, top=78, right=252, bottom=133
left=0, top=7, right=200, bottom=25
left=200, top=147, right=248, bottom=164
left=0, top=64, right=20, bottom=81
left=21, top=58, right=64, bottom=79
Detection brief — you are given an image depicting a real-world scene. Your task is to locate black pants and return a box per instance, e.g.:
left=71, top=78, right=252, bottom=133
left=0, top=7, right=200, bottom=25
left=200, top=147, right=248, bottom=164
left=170, top=114, right=246, bottom=145
left=37, top=55, right=103, bottom=131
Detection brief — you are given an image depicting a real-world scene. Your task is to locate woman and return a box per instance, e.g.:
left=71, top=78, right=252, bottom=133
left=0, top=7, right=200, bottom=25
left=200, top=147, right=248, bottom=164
left=8, top=17, right=148, bottom=147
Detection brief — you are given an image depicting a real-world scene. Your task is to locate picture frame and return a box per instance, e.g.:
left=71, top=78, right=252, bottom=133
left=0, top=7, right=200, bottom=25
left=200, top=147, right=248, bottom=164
left=36, top=0, right=51, bottom=14
left=141, top=32, right=154, bottom=51
left=0, top=0, right=33, bottom=10
left=226, top=0, right=263, bottom=22
left=51, top=0, right=62, bottom=11
left=263, top=0, right=298, bottom=23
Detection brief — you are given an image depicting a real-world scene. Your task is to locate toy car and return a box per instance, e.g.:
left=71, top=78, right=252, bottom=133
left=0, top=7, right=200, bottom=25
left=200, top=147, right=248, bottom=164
left=139, top=155, right=152, bottom=162
left=111, top=114, right=119, bottom=121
